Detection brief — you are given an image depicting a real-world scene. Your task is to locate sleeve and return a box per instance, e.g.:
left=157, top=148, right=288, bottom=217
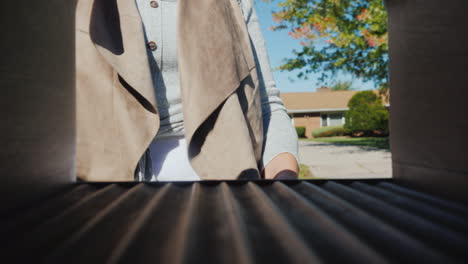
left=238, top=0, right=300, bottom=171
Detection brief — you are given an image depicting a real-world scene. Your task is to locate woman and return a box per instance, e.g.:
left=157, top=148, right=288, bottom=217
left=75, top=0, right=299, bottom=181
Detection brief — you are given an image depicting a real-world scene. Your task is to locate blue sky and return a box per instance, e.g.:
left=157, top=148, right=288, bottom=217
left=254, top=0, right=377, bottom=93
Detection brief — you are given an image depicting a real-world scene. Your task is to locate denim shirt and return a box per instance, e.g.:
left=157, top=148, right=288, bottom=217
left=135, top=0, right=299, bottom=178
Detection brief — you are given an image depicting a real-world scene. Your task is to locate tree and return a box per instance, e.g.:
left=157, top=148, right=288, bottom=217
left=331, top=80, right=354, bottom=91
left=267, top=0, right=388, bottom=89
left=344, top=90, right=389, bottom=136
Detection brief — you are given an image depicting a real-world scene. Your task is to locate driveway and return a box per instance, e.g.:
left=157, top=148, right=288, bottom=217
left=299, top=140, right=392, bottom=179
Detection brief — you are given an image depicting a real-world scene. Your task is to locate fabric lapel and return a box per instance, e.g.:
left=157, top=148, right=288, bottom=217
left=177, top=0, right=256, bottom=155
left=177, top=0, right=263, bottom=179
left=89, top=0, right=157, bottom=112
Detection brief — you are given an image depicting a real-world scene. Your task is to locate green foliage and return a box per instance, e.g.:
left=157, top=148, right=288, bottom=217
left=312, top=125, right=346, bottom=138
left=299, top=163, right=315, bottom=178
left=331, top=80, right=354, bottom=91
left=266, top=0, right=388, bottom=87
left=295, top=126, right=306, bottom=137
left=344, top=90, right=389, bottom=135
left=309, top=136, right=390, bottom=150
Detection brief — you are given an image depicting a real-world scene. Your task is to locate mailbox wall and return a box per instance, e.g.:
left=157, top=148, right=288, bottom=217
left=387, top=0, right=468, bottom=203
left=0, top=1, right=77, bottom=211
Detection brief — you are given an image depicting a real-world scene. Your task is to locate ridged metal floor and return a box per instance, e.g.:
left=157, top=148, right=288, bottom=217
left=1, top=180, right=467, bottom=263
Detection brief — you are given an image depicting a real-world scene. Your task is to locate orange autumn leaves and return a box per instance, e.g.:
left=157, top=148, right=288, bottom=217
left=355, top=8, right=387, bottom=47
left=270, top=0, right=387, bottom=50
left=264, top=0, right=389, bottom=88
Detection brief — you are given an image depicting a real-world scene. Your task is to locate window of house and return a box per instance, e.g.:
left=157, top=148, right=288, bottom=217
left=321, top=114, right=328, bottom=127
left=329, top=113, right=343, bottom=126
left=321, top=112, right=345, bottom=127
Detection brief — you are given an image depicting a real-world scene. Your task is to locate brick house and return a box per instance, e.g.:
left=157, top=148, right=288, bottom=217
left=280, top=87, right=389, bottom=138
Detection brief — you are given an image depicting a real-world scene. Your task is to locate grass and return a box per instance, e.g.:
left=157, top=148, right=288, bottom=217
left=302, top=136, right=390, bottom=150
left=298, top=163, right=317, bottom=179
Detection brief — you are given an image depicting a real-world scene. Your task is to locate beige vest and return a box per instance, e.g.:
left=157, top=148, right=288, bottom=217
left=75, top=0, right=264, bottom=181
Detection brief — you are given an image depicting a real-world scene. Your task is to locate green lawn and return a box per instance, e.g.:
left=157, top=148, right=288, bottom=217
left=302, top=136, right=390, bottom=150
left=298, top=163, right=316, bottom=179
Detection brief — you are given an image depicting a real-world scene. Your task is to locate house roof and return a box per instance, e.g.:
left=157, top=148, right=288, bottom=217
left=280, top=90, right=389, bottom=113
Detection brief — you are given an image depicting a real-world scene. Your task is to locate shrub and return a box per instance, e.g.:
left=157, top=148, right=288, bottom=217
left=295, top=126, right=306, bottom=138
left=344, top=91, right=389, bottom=136
left=312, top=126, right=346, bottom=138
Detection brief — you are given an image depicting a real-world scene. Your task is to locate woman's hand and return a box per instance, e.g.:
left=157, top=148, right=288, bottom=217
left=262, top=152, right=299, bottom=180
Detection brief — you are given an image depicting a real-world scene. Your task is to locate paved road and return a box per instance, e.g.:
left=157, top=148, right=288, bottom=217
left=299, top=140, right=392, bottom=179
